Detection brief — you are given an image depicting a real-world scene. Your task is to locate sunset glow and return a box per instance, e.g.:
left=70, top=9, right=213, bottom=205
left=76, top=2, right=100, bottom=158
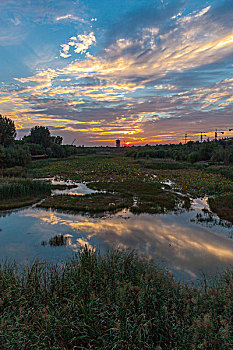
left=1, top=0, right=233, bottom=145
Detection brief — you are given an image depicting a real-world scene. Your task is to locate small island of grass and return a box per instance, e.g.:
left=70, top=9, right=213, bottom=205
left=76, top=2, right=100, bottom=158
left=38, top=192, right=133, bottom=214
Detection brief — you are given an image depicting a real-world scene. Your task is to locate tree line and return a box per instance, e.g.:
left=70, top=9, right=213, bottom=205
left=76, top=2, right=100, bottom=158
left=1, top=114, right=233, bottom=169
left=125, top=139, right=233, bottom=164
left=0, top=115, right=79, bottom=168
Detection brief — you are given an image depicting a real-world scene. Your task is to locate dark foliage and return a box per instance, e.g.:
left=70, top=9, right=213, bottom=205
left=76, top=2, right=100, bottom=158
left=0, top=115, right=16, bottom=147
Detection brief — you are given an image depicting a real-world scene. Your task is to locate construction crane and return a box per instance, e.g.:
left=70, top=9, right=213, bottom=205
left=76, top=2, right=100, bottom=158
left=71, top=138, right=76, bottom=145
left=215, top=129, right=224, bottom=141
left=200, top=132, right=207, bottom=142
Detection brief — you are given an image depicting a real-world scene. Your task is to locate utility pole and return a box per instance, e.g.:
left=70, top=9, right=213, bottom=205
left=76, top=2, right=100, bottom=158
left=184, top=133, right=187, bottom=144
left=215, top=129, right=224, bottom=141
left=200, top=132, right=206, bottom=142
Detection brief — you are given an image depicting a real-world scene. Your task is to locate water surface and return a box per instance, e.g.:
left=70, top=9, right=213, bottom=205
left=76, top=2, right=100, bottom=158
left=0, top=194, right=232, bottom=281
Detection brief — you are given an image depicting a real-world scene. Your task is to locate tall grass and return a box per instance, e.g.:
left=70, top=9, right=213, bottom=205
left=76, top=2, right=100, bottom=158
left=0, top=178, right=51, bottom=200
left=0, top=248, right=232, bottom=349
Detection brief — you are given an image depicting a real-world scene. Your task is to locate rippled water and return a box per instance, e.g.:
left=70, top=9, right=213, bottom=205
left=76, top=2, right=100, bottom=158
left=0, top=183, right=232, bottom=282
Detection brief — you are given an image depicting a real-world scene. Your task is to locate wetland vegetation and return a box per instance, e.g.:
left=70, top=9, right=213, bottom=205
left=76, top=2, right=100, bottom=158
left=0, top=178, right=51, bottom=209
left=39, top=192, right=133, bottom=214
left=25, top=152, right=233, bottom=219
left=0, top=248, right=232, bottom=350
left=208, top=193, right=233, bottom=223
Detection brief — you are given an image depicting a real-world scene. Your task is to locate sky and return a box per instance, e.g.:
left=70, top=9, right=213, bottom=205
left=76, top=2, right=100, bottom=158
left=0, top=0, right=233, bottom=146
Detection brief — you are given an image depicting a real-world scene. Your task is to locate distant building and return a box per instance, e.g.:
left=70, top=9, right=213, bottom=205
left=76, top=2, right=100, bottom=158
left=116, top=139, right=120, bottom=147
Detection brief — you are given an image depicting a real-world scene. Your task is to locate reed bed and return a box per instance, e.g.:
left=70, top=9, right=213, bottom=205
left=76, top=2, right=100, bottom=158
left=0, top=178, right=51, bottom=200
left=0, top=248, right=232, bottom=349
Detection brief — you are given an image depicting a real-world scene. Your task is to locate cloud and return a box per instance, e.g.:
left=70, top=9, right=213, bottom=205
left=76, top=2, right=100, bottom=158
left=60, top=32, right=96, bottom=58
left=105, top=0, right=186, bottom=44
left=56, top=14, right=86, bottom=23
left=2, top=0, right=233, bottom=145
left=60, top=44, right=71, bottom=58
left=10, top=16, right=21, bottom=26
left=70, top=32, right=96, bottom=54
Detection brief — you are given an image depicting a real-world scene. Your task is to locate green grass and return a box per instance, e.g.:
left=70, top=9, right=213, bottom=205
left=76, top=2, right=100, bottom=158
left=0, top=248, right=232, bottom=349
left=207, top=165, right=233, bottom=182
left=0, top=166, right=26, bottom=177
left=39, top=181, right=190, bottom=215
left=26, top=155, right=233, bottom=220
left=89, top=181, right=191, bottom=214
left=28, top=156, right=150, bottom=183
left=0, top=178, right=51, bottom=209
left=39, top=193, right=133, bottom=214
left=152, top=169, right=233, bottom=197
left=209, top=193, right=233, bottom=223
left=136, top=158, right=190, bottom=170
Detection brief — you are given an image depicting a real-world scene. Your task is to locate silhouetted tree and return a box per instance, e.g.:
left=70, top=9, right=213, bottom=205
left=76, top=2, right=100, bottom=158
left=29, top=126, right=51, bottom=148
left=0, top=115, right=16, bottom=146
left=51, top=135, right=63, bottom=145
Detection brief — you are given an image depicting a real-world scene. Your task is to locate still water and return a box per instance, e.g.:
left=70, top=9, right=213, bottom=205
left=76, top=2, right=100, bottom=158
left=0, top=183, right=232, bottom=282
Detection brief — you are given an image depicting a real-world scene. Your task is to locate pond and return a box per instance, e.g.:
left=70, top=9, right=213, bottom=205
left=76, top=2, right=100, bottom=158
left=0, top=182, right=232, bottom=282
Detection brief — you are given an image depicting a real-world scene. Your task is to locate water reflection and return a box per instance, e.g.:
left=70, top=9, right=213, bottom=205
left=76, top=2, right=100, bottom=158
left=34, top=178, right=99, bottom=196
left=0, top=202, right=232, bottom=281
left=52, top=182, right=98, bottom=196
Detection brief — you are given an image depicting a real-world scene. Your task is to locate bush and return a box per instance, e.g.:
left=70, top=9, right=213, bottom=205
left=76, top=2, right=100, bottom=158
left=1, top=145, right=31, bottom=168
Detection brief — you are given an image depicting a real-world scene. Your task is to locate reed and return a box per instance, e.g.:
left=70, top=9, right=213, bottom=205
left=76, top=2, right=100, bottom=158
left=0, top=178, right=51, bottom=200
left=0, top=248, right=232, bottom=349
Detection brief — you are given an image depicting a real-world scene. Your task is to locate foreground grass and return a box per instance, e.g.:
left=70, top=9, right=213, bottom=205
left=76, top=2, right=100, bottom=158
left=0, top=248, right=232, bottom=350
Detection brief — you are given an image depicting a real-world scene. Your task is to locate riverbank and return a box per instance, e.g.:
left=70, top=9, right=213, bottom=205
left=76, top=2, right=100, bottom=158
left=0, top=248, right=232, bottom=349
